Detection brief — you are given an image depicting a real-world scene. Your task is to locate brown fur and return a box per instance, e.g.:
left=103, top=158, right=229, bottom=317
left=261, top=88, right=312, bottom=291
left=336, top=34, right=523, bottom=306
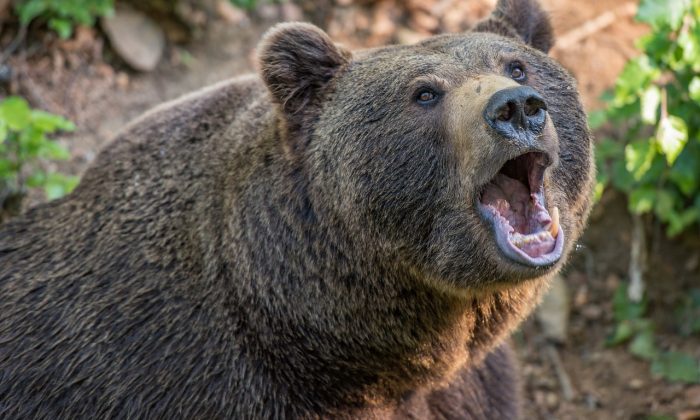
left=0, top=0, right=593, bottom=418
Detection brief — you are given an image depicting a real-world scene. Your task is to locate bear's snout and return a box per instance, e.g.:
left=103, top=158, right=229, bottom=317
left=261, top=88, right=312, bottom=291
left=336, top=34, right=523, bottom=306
left=483, top=86, right=547, bottom=143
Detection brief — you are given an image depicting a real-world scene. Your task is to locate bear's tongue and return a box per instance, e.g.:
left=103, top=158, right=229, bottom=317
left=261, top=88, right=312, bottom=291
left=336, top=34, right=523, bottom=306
left=480, top=173, right=558, bottom=258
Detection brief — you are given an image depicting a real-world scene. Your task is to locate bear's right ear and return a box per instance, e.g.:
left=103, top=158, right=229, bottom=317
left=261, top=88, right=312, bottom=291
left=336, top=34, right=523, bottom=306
left=258, top=23, right=351, bottom=120
left=474, top=0, right=554, bottom=54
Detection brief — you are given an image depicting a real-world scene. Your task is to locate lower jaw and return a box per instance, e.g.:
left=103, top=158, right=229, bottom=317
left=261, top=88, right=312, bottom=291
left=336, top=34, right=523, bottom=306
left=494, top=226, right=565, bottom=267
left=478, top=206, right=565, bottom=268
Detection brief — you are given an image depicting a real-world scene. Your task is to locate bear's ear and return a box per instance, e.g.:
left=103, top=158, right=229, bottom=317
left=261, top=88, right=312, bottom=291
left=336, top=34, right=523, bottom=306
left=258, top=23, right=351, bottom=118
left=474, top=0, right=554, bottom=54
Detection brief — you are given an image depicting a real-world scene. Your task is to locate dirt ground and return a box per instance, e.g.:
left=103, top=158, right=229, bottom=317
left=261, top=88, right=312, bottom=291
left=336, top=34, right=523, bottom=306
left=2, top=0, right=699, bottom=418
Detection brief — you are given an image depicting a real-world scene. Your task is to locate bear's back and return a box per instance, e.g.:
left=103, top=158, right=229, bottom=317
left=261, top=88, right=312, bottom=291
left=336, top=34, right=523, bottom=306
left=0, top=75, right=278, bottom=419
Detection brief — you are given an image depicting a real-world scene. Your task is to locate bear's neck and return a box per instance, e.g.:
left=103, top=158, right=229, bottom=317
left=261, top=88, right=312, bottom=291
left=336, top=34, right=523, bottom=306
left=221, top=141, right=544, bottom=416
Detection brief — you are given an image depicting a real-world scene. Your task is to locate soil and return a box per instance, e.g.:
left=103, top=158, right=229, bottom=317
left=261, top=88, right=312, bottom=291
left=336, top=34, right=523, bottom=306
left=2, top=1, right=698, bottom=419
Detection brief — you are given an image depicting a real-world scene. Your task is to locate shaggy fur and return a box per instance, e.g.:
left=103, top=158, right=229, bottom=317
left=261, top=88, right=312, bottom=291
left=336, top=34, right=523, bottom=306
left=0, top=0, right=594, bottom=418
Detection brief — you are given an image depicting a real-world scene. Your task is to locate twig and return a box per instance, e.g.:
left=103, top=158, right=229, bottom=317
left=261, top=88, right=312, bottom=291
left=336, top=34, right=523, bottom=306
left=628, top=213, right=647, bottom=303
left=553, top=3, right=637, bottom=52
left=0, top=23, right=28, bottom=65
left=545, top=343, right=575, bottom=401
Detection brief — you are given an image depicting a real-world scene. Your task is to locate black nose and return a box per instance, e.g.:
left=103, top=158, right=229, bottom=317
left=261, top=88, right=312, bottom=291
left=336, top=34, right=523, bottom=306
left=484, top=86, right=547, bottom=139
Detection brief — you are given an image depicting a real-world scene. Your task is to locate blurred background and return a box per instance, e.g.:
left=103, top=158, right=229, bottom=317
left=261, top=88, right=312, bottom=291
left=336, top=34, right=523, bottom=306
left=0, top=0, right=698, bottom=418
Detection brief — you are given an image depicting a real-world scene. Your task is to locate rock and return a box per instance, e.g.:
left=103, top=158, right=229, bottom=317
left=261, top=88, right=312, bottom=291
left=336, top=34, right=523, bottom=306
left=0, top=64, right=12, bottom=84
left=410, top=10, right=440, bottom=33
left=115, top=72, right=130, bottom=89
left=396, top=28, right=429, bottom=45
left=605, top=273, right=620, bottom=292
left=281, top=3, right=303, bottom=21
left=101, top=7, right=165, bottom=72
left=216, top=0, right=248, bottom=24
left=686, top=385, right=700, bottom=407
left=545, top=392, right=559, bottom=409
left=581, top=304, right=603, bottom=320
left=536, top=275, right=570, bottom=343
left=628, top=378, right=644, bottom=390
left=257, top=4, right=281, bottom=21
left=534, top=390, right=546, bottom=407
left=0, top=0, right=10, bottom=19
left=584, top=393, right=600, bottom=409
left=678, top=410, right=700, bottom=420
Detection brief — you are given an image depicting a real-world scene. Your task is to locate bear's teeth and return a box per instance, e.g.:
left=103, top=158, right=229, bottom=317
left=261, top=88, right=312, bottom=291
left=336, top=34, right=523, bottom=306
left=549, top=207, right=560, bottom=238
left=511, top=231, right=553, bottom=249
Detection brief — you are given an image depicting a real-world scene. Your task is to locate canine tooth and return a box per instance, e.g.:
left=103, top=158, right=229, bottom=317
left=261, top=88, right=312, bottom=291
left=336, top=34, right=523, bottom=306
left=549, top=207, right=560, bottom=237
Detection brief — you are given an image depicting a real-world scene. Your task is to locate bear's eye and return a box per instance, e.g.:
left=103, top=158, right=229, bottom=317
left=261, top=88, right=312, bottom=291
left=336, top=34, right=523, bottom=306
left=509, top=63, right=526, bottom=82
left=416, top=89, right=439, bottom=106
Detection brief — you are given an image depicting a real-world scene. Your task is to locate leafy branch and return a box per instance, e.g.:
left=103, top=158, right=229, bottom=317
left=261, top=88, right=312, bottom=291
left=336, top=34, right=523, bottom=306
left=594, top=0, right=700, bottom=237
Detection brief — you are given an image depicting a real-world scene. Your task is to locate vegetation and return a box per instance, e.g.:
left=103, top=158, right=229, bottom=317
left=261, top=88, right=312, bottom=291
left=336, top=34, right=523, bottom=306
left=0, top=96, right=78, bottom=214
left=230, top=0, right=281, bottom=10
left=14, top=0, right=114, bottom=39
left=594, top=0, right=700, bottom=237
left=608, top=283, right=700, bottom=383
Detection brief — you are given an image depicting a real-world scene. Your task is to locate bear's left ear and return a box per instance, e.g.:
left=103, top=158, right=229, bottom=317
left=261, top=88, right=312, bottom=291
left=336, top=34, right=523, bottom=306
left=474, top=0, right=554, bottom=54
left=258, top=23, right=351, bottom=121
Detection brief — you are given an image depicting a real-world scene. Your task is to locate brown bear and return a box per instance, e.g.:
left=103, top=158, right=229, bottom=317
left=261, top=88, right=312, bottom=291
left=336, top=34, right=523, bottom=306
left=0, top=0, right=594, bottom=418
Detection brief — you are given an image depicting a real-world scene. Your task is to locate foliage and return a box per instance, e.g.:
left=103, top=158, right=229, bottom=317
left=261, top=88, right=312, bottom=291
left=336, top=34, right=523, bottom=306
left=676, top=288, right=700, bottom=336
left=607, top=283, right=700, bottom=383
left=14, top=0, right=114, bottom=39
left=230, top=0, right=260, bottom=9
left=229, top=0, right=280, bottom=11
left=594, top=0, right=700, bottom=237
left=0, top=97, right=79, bottom=203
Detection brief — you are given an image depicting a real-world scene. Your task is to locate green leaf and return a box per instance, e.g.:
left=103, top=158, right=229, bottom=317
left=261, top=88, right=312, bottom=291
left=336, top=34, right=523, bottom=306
left=678, top=24, right=700, bottom=66
left=613, top=284, right=647, bottom=321
left=679, top=289, right=700, bottom=336
left=651, top=351, right=700, bottom=383
left=656, top=115, right=688, bottom=165
left=629, top=187, right=656, bottom=214
left=625, top=139, right=657, bottom=180
left=26, top=171, right=46, bottom=188
left=48, top=18, right=74, bottom=39
left=607, top=321, right=635, bottom=346
left=637, top=0, right=691, bottom=30
left=611, top=159, right=636, bottom=192
left=44, top=173, right=79, bottom=200
left=593, top=180, right=606, bottom=202
left=597, top=138, right=625, bottom=160
left=16, top=0, right=47, bottom=24
left=640, top=85, right=661, bottom=124
left=31, top=110, right=75, bottom=133
left=653, top=189, right=676, bottom=221
left=0, top=120, right=7, bottom=143
left=588, top=109, right=607, bottom=130
left=667, top=207, right=700, bottom=236
left=670, top=145, right=700, bottom=196
left=637, top=31, right=674, bottom=63
left=38, top=141, right=71, bottom=160
left=629, top=329, right=658, bottom=360
left=230, top=0, right=258, bottom=10
left=613, top=56, right=659, bottom=106
left=690, top=77, right=700, bottom=103
left=0, top=97, right=32, bottom=130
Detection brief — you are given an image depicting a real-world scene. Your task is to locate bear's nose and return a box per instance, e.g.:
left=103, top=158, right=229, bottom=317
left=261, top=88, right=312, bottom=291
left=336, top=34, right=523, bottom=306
left=483, top=86, right=547, bottom=140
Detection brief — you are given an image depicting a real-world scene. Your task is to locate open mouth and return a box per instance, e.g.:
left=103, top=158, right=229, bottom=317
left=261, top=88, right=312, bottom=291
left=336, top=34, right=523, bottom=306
left=478, top=152, right=564, bottom=267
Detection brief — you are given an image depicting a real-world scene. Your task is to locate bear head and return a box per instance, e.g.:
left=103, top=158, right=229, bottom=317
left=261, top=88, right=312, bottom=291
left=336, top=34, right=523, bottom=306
left=258, top=0, right=594, bottom=293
